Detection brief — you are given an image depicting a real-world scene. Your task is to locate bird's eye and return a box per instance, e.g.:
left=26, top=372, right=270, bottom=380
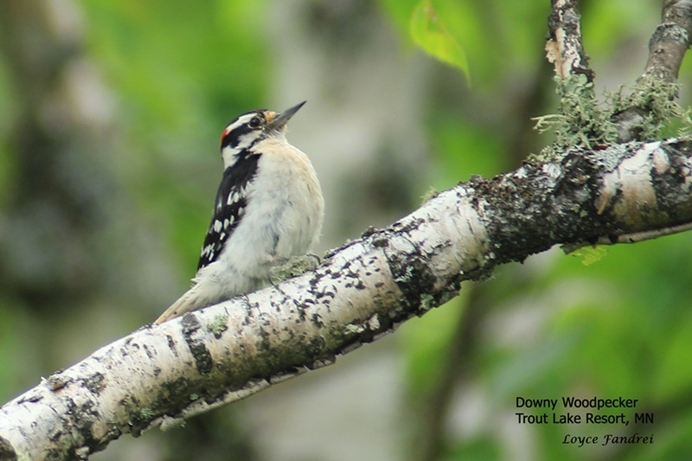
left=249, top=116, right=262, bottom=129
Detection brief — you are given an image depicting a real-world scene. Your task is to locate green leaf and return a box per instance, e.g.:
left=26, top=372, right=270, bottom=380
left=409, top=0, right=470, bottom=81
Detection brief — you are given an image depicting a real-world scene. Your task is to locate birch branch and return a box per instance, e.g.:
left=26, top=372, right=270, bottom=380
left=613, top=0, right=692, bottom=142
left=545, top=0, right=593, bottom=81
left=2, top=138, right=692, bottom=460
left=645, top=0, right=692, bottom=84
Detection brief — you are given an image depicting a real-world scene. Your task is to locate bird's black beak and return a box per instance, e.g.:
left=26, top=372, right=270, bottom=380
left=268, top=101, right=306, bottom=131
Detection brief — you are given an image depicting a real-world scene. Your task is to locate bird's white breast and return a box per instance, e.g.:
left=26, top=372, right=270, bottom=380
left=214, top=136, right=324, bottom=281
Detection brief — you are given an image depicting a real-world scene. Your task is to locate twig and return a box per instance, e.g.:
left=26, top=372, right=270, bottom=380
left=545, top=0, right=594, bottom=81
left=564, top=221, right=692, bottom=254
left=644, top=0, right=692, bottom=83
left=613, top=0, right=692, bottom=142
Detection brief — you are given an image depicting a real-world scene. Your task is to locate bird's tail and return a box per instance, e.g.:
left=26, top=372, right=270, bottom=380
left=153, top=285, right=205, bottom=324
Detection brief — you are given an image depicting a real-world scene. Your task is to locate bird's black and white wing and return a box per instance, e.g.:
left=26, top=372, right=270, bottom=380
left=198, top=152, right=261, bottom=270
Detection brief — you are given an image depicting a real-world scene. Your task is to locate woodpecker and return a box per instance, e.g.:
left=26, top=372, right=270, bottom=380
left=154, top=101, right=324, bottom=324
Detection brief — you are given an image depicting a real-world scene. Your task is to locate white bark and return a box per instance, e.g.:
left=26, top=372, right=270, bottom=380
left=2, top=138, right=692, bottom=460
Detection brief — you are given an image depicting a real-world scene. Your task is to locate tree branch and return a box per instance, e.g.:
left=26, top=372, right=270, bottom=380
left=646, top=0, right=692, bottom=83
left=613, top=0, right=692, bottom=142
left=2, top=138, right=692, bottom=459
left=545, top=0, right=594, bottom=82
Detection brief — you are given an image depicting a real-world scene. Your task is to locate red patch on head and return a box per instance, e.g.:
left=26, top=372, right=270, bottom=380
left=220, top=126, right=231, bottom=144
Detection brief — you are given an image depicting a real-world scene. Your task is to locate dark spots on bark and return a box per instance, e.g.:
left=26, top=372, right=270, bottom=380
left=83, top=372, right=106, bottom=396
left=45, top=449, right=63, bottom=460
left=301, top=336, right=328, bottom=362
left=50, top=397, right=107, bottom=454
left=655, top=142, right=692, bottom=220
left=311, top=312, right=324, bottom=328
left=181, top=315, right=213, bottom=375
left=314, top=287, right=336, bottom=301
left=0, top=436, right=17, bottom=461
left=160, top=377, right=189, bottom=401
left=143, top=344, right=154, bottom=360
left=166, top=335, right=178, bottom=357
left=388, top=250, right=436, bottom=314
left=46, top=372, right=69, bottom=391
left=293, top=303, right=306, bottom=322
left=371, top=236, right=389, bottom=248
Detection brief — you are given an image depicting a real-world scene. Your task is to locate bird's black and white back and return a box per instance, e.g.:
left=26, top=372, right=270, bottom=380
left=155, top=102, right=324, bottom=324
left=198, top=139, right=260, bottom=269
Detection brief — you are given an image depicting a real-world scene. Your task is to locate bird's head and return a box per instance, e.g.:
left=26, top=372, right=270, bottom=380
left=220, top=101, right=305, bottom=167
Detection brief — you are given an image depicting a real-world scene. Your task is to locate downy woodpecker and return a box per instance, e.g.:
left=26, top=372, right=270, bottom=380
left=155, top=101, right=324, bottom=324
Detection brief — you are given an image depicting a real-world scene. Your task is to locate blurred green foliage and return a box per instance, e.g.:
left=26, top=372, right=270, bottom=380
left=81, top=0, right=271, bottom=271
left=380, top=0, right=549, bottom=90
left=409, top=0, right=470, bottom=81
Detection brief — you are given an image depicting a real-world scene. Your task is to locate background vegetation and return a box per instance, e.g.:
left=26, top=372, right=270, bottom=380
left=0, top=0, right=690, bottom=460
